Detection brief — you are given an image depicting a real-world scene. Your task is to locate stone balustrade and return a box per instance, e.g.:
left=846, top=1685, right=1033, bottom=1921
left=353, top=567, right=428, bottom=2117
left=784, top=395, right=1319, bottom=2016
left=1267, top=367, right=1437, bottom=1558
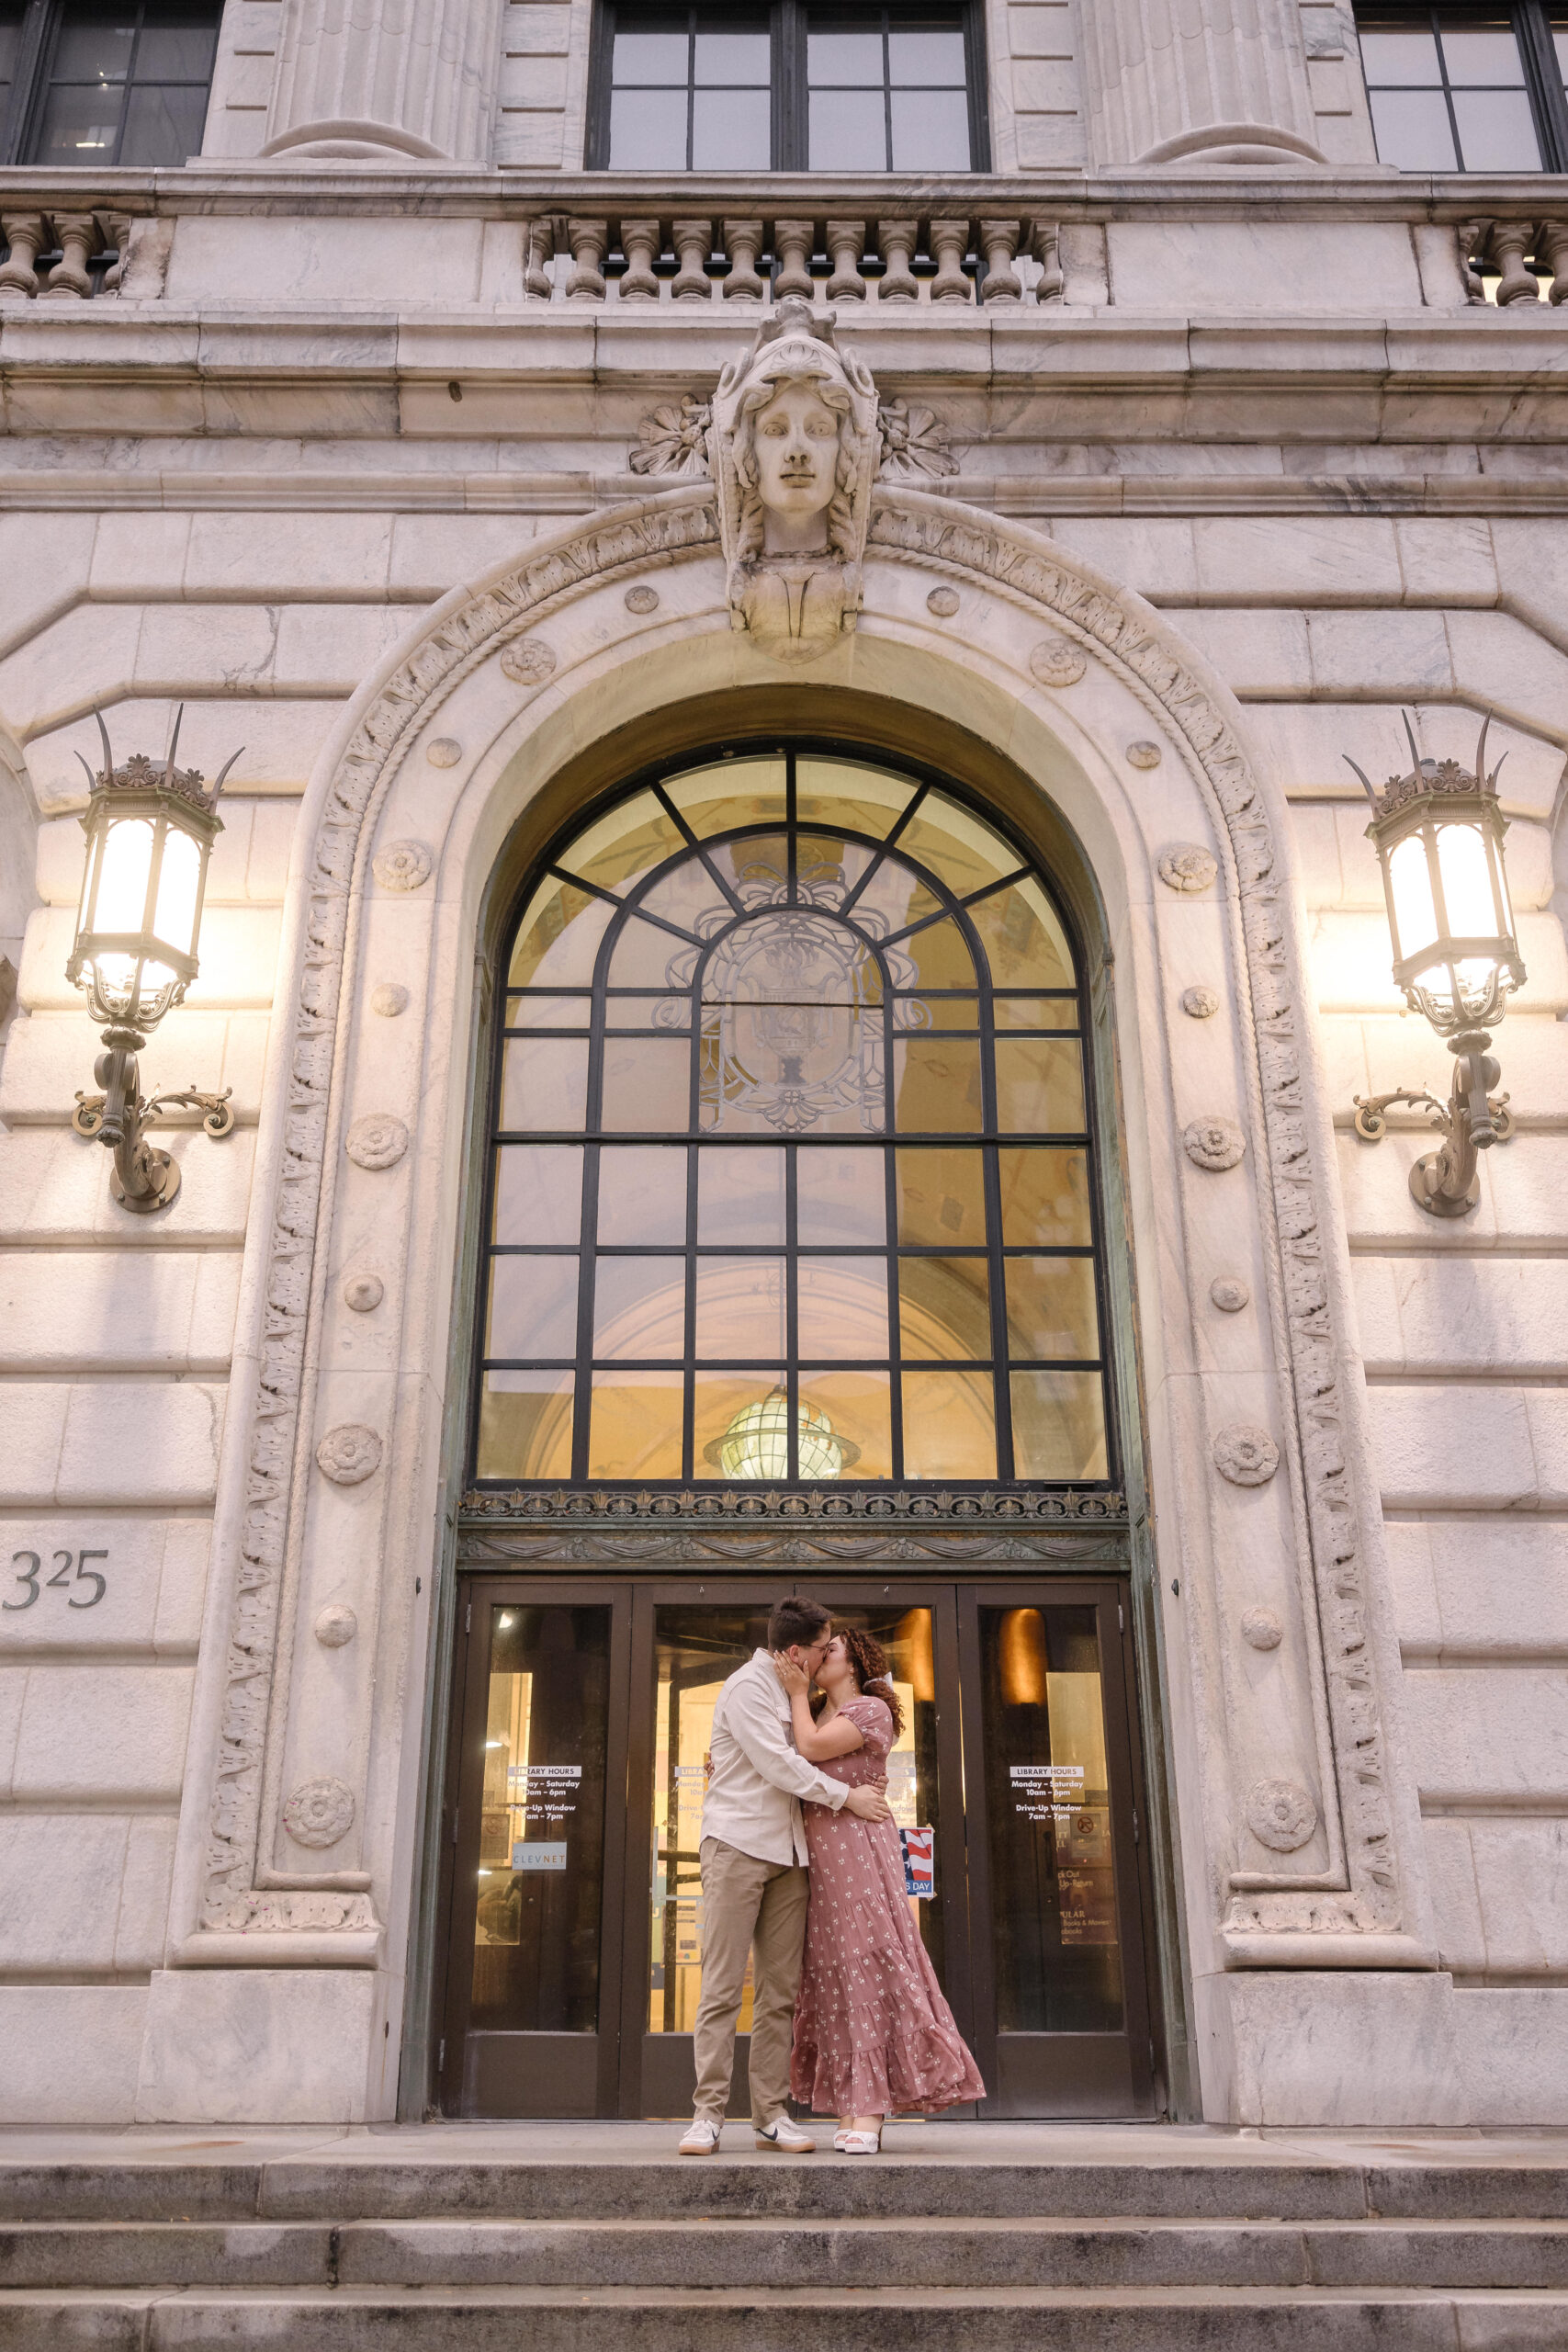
left=521, top=212, right=1061, bottom=306
left=1465, top=218, right=1568, bottom=304
left=0, top=209, right=127, bottom=300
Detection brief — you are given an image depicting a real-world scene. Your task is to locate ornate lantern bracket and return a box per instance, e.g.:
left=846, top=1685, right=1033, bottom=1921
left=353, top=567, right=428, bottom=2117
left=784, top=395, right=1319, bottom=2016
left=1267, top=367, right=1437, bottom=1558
left=1346, top=714, right=1525, bottom=1219
left=64, top=709, right=242, bottom=1216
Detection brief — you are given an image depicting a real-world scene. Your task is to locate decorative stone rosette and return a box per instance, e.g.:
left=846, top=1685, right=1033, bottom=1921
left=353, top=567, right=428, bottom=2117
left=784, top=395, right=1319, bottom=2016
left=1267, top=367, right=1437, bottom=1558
left=1030, top=637, right=1087, bottom=687
left=1246, top=1778, right=1318, bottom=1853
left=501, top=637, right=557, bottom=685
left=1159, top=845, right=1218, bottom=893
left=315, top=1423, right=383, bottom=1487
left=1183, top=1116, right=1247, bottom=1171
left=1213, top=1424, right=1280, bottom=1487
left=371, top=839, right=433, bottom=892
left=282, top=1775, right=356, bottom=1849
left=346, top=1114, right=408, bottom=1170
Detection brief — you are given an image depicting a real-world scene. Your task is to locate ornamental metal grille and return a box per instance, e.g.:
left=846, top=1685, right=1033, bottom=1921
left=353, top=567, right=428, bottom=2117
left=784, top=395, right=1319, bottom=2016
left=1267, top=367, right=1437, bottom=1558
left=471, top=746, right=1113, bottom=1491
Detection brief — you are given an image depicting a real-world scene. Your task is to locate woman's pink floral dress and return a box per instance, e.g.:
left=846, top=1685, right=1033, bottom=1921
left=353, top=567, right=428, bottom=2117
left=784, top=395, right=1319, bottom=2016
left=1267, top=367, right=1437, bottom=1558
left=791, top=1694, right=986, bottom=2117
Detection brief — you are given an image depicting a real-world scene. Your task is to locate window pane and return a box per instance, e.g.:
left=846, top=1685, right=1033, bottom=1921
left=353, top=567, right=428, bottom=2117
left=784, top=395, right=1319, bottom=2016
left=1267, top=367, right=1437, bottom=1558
left=561, top=790, right=684, bottom=899
left=695, top=1372, right=786, bottom=1476
left=1005, top=1258, right=1100, bottom=1361
left=598, top=1145, right=688, bottom=1245
left=694, top=1257, right=786, bottom=1356
left=694, top=28, right=771, bottom=79
left=1010, top=1371, right=1109, bottom=1480
left=899, top=799, right=1021, bottom=900
left=614, top=29, right=690, bottom=78
left=53, top=6, right=135, bottom=78
left=119, top=81, right=209, bottom=164
left=809, top=87, right=887, bottom=166
left=607, top=914, right=689, bottom=989
left=1451, top=85, right=1540, bottom=166
left=1369, top=85, right=1458, bottom=166
left=488, top=1255, right=580, bottom=1359
left=797, top=1147, right=886, bottom=1243
left=994, top=995, right=1077, bottom=1029
left=888, top=25, right=965, bottom=81
left=600, top=1035, right=691, bottom=1130
left=1555, top=18, right=1568, bottom=78
left=664, top=757, right=787, bottom=836
left=34, top=84, right=124, bottom=161
left=902, top=1367, right=997, bottom=1479
left=998, top=1148, right=1093, bottom=1247
left=966, top=877, right=1075, bottom=989
left=853, top=853, right=943, bottom=937
left=1438, top=26, right=1524, bottom=82
left=795, top=759, right=918, bottom=837
left=698, top=1144, right=786, bottom=1243
left=589, top=1372, right=683, bottom=1478
left=609, top=85, right=688, bottom=165
left=506, top=994, right=588, bottom=1028
left=494, top=1145, right=584, bottom=1247
left=1358, top=26, right=1441, bottom=81
left=899, top=1255, right=991, bottom=1360
left=808, top=28, right=885, bottom=82
left=798, top=1256, right=890, bottom=1356
left=995, top=1038, right=1086, bottom=1134
left=500, top=1037, right=590, bottom=1132
left=509, top=880, right=615, bottom=988
left=593, top=1257, right=686, bottom=1358
left=136, top=11, right=220, bottom=76
left=889, top=85, right=970, bottom=167
left=897, top=1146, right=986, bottom=1245
left=640, top=854, right=733, bottom=935
left=693, top=88, right=771, bottom=169
left=893, top=1036, right=983, bottom=1132
left=798, top=1370, right=893, bottom=1477
left=894, top=916, right=976, bottom=990
left=476, top=1370, right=575, bottom=1480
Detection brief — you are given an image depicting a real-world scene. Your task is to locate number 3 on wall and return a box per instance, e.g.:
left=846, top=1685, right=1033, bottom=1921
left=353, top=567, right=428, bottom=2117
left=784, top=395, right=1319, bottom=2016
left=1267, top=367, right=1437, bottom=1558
left=4, top=1550, right=107, bottom=1610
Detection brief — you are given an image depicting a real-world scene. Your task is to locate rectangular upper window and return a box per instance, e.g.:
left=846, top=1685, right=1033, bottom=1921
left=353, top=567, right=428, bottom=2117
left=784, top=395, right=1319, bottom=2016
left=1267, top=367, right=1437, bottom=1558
left=0, top=0, right=220, bottom=165
left=1354, top=2, right=1568, bottom=168
left=591, top=0, right=988, bottom=169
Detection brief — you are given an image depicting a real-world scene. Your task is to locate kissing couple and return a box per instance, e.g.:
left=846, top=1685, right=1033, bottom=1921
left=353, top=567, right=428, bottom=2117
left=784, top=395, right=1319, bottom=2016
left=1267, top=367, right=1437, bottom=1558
left=680, top=1595, right=984, bottom=2155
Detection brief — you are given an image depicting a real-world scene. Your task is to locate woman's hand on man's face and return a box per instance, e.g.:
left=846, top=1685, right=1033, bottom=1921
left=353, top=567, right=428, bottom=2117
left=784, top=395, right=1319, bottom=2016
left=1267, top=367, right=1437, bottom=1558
left=772, top=1650, right=810, bottom=1696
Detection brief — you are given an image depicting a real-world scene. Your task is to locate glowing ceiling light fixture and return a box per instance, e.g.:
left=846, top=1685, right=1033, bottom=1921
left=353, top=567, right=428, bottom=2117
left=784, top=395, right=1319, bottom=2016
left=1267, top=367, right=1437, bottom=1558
left=703, top=1387, right=861, bottom=1482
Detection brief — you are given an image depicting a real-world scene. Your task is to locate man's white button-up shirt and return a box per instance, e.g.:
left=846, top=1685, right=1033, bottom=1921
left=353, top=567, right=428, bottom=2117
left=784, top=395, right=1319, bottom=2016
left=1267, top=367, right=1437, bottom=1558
left=700, top=1648, right=850, bottom=1868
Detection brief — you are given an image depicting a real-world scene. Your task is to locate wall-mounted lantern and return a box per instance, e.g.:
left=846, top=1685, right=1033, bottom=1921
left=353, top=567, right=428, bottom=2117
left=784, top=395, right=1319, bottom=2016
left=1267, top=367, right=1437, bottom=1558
left=65, top=712, right=242, bottom=1215
left=1346, top=717, right=1525, bottom=1218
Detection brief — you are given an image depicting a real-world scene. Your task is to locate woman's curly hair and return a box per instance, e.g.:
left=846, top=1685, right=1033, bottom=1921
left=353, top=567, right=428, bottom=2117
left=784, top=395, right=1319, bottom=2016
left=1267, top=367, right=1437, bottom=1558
left=818, top=1625, right=905, bottom=1738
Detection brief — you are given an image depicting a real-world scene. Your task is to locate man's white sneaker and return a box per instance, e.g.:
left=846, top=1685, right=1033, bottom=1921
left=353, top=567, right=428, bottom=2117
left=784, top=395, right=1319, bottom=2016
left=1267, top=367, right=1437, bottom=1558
left=753, top=2119, right=816, bottom=2153
left=678, top=2118, right=722, bottom=2155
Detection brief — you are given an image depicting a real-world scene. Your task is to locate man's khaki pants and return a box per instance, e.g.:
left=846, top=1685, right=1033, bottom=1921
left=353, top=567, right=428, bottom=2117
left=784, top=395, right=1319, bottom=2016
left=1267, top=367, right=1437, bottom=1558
left=692, top=1835, right=807, bottom=2127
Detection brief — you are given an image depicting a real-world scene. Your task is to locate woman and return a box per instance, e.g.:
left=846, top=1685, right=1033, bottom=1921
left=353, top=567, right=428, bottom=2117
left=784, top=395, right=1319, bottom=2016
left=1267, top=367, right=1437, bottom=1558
left=774, top=1629, right=984, bottom=2152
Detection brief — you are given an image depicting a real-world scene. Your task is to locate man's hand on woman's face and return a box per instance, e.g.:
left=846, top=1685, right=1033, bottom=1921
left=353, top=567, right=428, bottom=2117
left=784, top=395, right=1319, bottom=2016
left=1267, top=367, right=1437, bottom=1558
left=772, top=1650, right=810, bottom=1696
left=845, top=1782, right=892, bottom=1823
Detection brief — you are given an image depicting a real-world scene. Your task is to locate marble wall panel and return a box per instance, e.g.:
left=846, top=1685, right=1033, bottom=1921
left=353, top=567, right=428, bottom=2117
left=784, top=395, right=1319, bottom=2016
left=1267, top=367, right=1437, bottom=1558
left=1318, top=1011, right=1567, bottom=1125
left=388, top=513, right=541, bottom=595
left=1367, top=1382, right=1567, bottom=1510
left=0, top=514, right=96, bottom=657
left=27, top=706, right=334, bottom=808
left=1105, top=222, right=1422, bottom=313
left=1337, top=1130, right=1568, bottom=1250
left=1421, top=1815, right=1486, bottom=1970
left=1461, top=1818, right=1568, bottom=1972
left=0, top=1815, right=135, bottom=1971
left=0, top=1250, right=242, bottom=1375
left=0, top=1011, right=270, bottom=1124
left=1308, top=909, right=1567, bottom=1012
left=1384, top=1519, right=1568, bottom=1654
left=1049, top=517, right=1200, bottom=598
left=135, top=1969, right=381, bottom=2124
left=1393, top=516, right=1500, bottom=604
left=1192, top=514, right=1404, bottom=603
left=0, top=1987, right=147, bottom=2122
left=1403, top=1665, right=1568, bottom=1803
left=0, top=1385, right=227, bottom=1510
left=0, top=1125, right=257, bottom=1248
left=180, top=513, right=397, bottom=601
left=0, top=1517, right=209, bottom=1656
left=19, top=905, right=283, bottom=1012
left=3, top=1665, right=194, bottom=1804
left=164, top=218, right=488, bottom=307
left=1352, top=1255, right=1568, bottom=1379
left=1455, top=1987, right=1568, bottom=2123
left=1246, top=701, right=1562, bottom=811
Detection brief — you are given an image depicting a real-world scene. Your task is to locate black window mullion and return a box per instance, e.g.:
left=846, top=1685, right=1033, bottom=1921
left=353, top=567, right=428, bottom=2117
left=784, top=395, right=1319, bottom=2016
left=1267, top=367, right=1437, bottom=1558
left=572, top=1141, right=603, bottom=1485
left=775, top=0, right=804, bottom=168
left=1515, top=0, right=1568, bottom=168
left=682, top=1138, right=697, bottom=1480
left=785, top=1143, right=798, bottom=1481
left=881, top=10, right=893, bottom=172
left=885, top=1141, right=904, bottom=1484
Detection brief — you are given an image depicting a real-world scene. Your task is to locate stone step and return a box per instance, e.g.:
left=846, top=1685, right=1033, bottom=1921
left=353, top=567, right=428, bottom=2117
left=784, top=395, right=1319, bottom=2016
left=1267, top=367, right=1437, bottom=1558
left=2, top=2215, right=1568, bottom=2291
left=2, top=2283, right=1567, bottom=2352
left=5, top=2159, right=1567, bottom=2224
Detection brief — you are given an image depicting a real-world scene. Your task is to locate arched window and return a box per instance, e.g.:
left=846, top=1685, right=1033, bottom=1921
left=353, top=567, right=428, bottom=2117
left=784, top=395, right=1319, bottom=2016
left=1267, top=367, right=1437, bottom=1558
left=473, top=746, right=1111, bottom=1491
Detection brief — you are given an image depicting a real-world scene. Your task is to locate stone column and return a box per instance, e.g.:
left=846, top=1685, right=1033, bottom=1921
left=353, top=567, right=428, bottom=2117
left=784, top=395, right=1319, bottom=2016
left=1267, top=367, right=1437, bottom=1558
left=1081, top=0, right=1325, bottom=166
left=260, top=0, right=505, bottom=163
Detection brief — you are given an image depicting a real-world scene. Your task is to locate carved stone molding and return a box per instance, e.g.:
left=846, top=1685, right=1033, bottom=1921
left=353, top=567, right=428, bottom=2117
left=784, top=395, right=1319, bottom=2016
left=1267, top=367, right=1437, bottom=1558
left=1246, top=1778, right=1318, bottom=1852
left=1160, top=845, right=1218, bottom=893
left=1213, top=1424, right=1280, bottom=1487
left=281, top=1775, right=356, bottom=1849
left=500, top=636, right=558, bottom=685
left=1030, top=637, right=1088, bottom=688
left=315, top=1424, right=383, bottom=1486
left=1184, top=1116, right=1247, bottom=1171
left=199, top=481, right=1401, bottom=1955
left=371, top=839, right=432, bottom=892
left=345, top=1114, right=408, bottom=1170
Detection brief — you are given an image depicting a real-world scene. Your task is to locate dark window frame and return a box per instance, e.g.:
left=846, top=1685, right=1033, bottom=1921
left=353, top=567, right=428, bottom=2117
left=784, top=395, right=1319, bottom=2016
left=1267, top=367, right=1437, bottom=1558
left=586, top=0, right=991, bottom=172
left=0, top=0, right=220, bottom=169
left=469, top=739, right=1116, bottom=1498
left=1354, top=0, right=1568, bottom=171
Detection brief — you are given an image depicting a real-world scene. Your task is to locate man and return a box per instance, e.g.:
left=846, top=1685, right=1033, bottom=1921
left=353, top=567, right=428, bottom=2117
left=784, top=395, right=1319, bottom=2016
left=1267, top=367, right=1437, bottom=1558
left=679, top=1597, right=892, bottom=2155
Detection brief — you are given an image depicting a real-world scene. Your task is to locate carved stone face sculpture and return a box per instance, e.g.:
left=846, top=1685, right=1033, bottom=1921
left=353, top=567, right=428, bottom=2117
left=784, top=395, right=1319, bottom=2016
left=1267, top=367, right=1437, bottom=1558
left=709, top=298, right=880, bottom=664
left=750, top=378, right=841, bottom=553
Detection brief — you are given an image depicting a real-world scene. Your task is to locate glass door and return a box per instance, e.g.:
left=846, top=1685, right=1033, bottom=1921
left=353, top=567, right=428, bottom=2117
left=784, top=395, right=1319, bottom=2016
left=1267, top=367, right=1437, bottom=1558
left=958, top=1581, right=1155, bottom=2116
left=439, top=1580, right=633, bottom=2117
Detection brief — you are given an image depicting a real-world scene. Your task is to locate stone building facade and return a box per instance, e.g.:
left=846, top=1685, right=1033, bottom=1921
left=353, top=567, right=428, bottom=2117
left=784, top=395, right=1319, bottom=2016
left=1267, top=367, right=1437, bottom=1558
left=0, top=0, right=1565, bottom=2132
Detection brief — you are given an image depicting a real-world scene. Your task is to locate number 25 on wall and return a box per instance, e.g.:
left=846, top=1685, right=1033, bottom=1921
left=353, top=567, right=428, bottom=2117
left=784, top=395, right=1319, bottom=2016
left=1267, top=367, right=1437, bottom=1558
left=4, top=1550, right=108, bottom=1611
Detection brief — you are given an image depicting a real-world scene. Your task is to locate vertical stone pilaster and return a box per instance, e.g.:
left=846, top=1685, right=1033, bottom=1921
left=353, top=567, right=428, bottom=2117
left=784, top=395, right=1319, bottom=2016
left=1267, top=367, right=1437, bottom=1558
left=1081, top=0, right=1324, bottom=166
left=262, top=0, right=506, bottom=163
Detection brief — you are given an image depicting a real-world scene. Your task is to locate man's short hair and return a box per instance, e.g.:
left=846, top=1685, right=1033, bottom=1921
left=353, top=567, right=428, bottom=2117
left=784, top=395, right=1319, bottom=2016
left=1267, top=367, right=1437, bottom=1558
left=768, top=1596, right=831, bottom=1652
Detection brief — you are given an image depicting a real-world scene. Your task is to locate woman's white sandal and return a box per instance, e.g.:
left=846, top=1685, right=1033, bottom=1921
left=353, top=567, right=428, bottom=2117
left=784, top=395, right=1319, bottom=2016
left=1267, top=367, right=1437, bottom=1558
left=839, top=2127, right=882, bottom=2154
